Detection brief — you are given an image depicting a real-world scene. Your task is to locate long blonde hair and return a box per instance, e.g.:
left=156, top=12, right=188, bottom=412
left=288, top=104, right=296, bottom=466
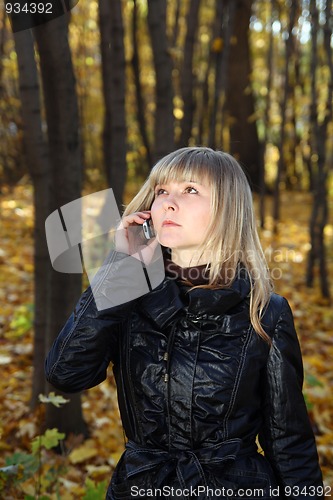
left=124, top=147, right=273, bottom=343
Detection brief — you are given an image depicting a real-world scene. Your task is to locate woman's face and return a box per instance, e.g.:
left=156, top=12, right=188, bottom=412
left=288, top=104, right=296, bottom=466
left=150, top=179, right=212, bottom=267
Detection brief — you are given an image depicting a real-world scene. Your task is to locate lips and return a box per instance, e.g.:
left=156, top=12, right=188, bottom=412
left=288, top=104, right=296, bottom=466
left=162, top=219, right=181, bottom=227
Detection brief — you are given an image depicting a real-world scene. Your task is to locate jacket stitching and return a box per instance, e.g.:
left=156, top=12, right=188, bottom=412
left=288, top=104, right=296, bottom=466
left=49, top=253, right=123, bottom=380
left=48, top=288, right=95, bottom=380
left=126, top=321, right=145, bottom=441
left=262, top=296, right=289, bottom=449
left=166, top=320, right=179, bottom=450
left=223, top=323, right=253, bottom=440
left=189, top=332, right=201, bottom=450
left=117, top=323, right=137, bottom=442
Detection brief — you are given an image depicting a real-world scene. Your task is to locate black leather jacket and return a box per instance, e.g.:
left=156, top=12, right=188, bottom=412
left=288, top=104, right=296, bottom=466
left=45, top=255, right=323, bottom=500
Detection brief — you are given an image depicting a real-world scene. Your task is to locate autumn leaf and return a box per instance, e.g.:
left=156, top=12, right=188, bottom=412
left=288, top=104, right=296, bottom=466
left=31, top=429, right=66, bottom=454
left=38, top=392, right=70, bottom=407
left=5, top=304, right=33, bottom=339
left=69, top=440, right=99, bottom=464
left=83, top=478, right=108, bottom=500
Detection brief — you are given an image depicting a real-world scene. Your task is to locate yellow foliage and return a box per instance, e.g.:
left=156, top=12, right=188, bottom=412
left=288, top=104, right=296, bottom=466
left=0, top=185, right=332, bottom=494
left=69, top=439, right=99, bottom=464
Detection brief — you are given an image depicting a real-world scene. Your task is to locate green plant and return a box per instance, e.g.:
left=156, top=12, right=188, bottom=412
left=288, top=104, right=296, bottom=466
left=6, top=303, right=34, bottom=338
left=0, top=393, right=67, bottom=499
left=83, top=478, right=108, bottom=500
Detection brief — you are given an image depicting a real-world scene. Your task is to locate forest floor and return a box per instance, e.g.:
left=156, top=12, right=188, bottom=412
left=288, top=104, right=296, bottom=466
left=0, top=182, right=333, bottom=499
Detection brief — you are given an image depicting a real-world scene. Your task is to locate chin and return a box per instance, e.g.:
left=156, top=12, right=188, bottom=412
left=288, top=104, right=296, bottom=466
left=156, top=235, right=180, bottom=248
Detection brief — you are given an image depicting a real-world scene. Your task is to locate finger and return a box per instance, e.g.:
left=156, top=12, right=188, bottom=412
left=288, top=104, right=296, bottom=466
left=132, top=211, right=151, bottom=224
left=122, top=212, right=151, bottom=228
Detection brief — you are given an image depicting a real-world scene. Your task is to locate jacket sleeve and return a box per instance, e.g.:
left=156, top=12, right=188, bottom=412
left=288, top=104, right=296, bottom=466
left=259, top=297, right=323, bottom=500
left=45, top=252, right=141, bottom=393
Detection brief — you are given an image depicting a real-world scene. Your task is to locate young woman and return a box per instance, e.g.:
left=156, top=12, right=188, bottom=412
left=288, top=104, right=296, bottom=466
left=45, top=147, right=323, bottom=499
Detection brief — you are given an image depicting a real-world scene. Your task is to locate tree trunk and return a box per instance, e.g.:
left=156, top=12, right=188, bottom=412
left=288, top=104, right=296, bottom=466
left=272, top=0, right=298, bottom=229
left=13, top=29, right=51, bottom=408
left=0, top=9, right=7, bottom=87
left=147, top=0, right=175, bottom=162
left=306, top=0, right=332, bottom=298
left=99, top=0, right=127, bottom=207
left=258, top=0, right=275, bottom=228
left=171, top=0, right=181, bottom=47
left=208, top=0, right=228, bottom=149
left=33, top=16, right=87, bottom=437
left=195, top=5, right=221, bottom=146
left=196, top=62, right=210, bottom=145
left=131, top=0, right=152, bottom=171
left=177, top=0, right=201, bottom=148
left=225, top=0, right=260, bottom=187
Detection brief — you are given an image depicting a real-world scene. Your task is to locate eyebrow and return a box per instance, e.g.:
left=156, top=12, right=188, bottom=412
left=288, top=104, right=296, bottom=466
left=155, top=179, right=203, bottom=186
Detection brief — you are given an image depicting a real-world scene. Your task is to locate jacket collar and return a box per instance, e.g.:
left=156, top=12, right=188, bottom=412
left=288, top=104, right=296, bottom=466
left=138, top=269, right=251, bottom=328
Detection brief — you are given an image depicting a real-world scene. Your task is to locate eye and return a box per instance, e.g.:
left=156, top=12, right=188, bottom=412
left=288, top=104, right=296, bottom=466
left=184, top=186, right=198, bottom=194
left=155, top=187, right=167, bottom=196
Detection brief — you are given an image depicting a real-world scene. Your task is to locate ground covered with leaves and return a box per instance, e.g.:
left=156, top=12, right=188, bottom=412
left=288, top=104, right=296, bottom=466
left=0, top=184, right=332, bottom=498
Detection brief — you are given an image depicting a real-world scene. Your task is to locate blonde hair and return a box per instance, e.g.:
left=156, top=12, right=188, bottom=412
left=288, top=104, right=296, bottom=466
left=124, top=147, right=273, bottom=343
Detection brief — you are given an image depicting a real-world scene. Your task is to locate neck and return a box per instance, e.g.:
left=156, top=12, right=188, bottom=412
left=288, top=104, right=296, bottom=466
left=171, top=249, right=208, bottom=268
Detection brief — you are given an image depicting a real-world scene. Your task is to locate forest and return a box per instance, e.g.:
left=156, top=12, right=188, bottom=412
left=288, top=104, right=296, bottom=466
left=0, top=0, right=332, bottom=497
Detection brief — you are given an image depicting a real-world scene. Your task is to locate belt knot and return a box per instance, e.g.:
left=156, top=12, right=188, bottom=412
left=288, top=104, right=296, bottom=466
left=124, top=438, right=256, bottom=479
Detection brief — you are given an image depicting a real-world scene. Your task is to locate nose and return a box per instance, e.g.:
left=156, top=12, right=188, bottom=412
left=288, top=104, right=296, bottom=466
left=162, top=195, right=177, bottom=212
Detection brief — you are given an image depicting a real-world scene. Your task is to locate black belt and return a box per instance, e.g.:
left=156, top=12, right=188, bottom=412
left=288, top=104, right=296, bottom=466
left=122, top=438, right=257, bottom=499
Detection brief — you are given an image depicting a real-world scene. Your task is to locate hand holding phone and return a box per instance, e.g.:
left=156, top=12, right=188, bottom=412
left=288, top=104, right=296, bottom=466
left=142, top=218, right=155, bottom=240
left=115, top=211, right=157, bottom=260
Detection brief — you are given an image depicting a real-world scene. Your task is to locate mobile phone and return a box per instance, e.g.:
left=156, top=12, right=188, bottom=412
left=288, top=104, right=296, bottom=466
left=142, top=219, right=155, bottom=240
